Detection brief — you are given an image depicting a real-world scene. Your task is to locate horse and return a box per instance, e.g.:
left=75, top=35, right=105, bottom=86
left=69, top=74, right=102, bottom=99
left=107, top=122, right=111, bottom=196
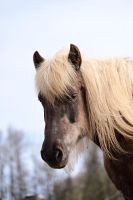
left=33, top=44, right=133, bottom=200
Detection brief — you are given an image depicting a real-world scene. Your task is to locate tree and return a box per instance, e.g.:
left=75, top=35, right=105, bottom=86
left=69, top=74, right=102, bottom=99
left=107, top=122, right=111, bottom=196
left=0, top=131, right=7, bottom=200
left=9, top=128, right=27, bottom=199
left=31, top=155, right=55, bottom=199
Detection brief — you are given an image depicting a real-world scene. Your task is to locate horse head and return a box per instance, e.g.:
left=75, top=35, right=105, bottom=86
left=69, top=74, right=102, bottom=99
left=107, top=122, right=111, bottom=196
left=33, top=44, right=89, bottom=168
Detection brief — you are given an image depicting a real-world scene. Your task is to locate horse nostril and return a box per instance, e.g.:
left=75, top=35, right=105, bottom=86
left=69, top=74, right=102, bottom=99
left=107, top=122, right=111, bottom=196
left=54, top=148, right=63, bottom=163
left=40, top=150, right=45, bottom=161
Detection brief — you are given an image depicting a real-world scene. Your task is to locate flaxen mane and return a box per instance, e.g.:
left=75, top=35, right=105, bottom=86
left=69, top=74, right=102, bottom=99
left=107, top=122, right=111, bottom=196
left=35, top=48, right=133, bottom=157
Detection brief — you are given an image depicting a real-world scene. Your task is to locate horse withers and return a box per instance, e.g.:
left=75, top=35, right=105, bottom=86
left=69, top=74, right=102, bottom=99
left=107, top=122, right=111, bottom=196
left=33, top=44, right=133, bottom=200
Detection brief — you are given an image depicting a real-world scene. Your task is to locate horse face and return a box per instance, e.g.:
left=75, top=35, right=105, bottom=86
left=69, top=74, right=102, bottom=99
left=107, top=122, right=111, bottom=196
left=39, top=82, right=88, bottom=168
left=34, top=44, right=88, bottom=169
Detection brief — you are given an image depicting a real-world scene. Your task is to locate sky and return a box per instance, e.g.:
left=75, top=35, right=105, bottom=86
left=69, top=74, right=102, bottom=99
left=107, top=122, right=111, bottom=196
left=0, top=0, right=133, bottom=136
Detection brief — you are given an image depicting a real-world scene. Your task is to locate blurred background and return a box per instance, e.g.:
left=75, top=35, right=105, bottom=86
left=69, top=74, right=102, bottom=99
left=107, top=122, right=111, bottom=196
left=1, top=0, right=133, bottom=199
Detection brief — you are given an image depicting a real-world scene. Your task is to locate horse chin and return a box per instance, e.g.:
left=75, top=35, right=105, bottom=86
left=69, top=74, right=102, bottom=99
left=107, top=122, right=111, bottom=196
left=48, top=163, right=67, bottom=169
left=47, top=162, right=67, bottom=169
left=52, top=164, right=66, bottom=169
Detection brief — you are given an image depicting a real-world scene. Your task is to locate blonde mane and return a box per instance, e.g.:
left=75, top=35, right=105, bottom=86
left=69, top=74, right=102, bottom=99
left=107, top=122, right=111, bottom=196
left=35, top=49, right=78, bottom=104
left=35, top=48, right=133, bottom=157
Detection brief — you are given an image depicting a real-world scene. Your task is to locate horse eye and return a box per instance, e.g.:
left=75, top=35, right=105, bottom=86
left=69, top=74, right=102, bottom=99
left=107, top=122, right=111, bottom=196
left=71, top=93, right=77, bottom=99
left=65, top=93, right=77, bottom=102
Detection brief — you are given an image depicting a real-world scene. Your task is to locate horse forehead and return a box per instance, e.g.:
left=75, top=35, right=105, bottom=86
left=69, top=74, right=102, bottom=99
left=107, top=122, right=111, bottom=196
left=35, top=59, right=78, bottom=104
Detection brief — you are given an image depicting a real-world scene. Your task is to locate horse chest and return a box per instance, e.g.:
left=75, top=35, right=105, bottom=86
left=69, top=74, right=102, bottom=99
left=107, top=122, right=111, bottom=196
left=104, top=155, right=133, bottom=199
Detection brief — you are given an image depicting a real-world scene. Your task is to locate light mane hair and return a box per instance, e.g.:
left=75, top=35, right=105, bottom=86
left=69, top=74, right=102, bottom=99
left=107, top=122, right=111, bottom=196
left=35, top=48, right=133, bottom=157
left=35, top=49, right=78, bottom=104
left=81, top=57, right=133, bottom=157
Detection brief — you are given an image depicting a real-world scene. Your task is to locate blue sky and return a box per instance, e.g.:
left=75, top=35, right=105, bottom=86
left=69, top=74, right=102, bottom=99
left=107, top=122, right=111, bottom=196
left=0, top=0, right=133, bottom=136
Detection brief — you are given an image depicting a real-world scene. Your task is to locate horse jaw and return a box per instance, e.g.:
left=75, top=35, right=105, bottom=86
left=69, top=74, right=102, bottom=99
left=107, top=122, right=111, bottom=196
left=64, top=137, right=89, bottom=173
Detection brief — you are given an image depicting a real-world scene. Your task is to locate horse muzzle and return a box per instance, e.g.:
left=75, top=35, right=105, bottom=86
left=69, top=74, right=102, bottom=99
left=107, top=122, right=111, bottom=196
left=41, top=141, right=68, bottom=169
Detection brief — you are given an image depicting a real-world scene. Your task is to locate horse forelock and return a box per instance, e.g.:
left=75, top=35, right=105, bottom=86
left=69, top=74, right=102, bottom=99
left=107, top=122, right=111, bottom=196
left=35, top=49, right=78, bottom=104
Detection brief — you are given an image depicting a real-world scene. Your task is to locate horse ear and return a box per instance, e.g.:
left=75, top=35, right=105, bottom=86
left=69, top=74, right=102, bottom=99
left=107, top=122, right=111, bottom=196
left=68, top=44, right=82, bottom=71
left=33, top=51, right=44, bottom=69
